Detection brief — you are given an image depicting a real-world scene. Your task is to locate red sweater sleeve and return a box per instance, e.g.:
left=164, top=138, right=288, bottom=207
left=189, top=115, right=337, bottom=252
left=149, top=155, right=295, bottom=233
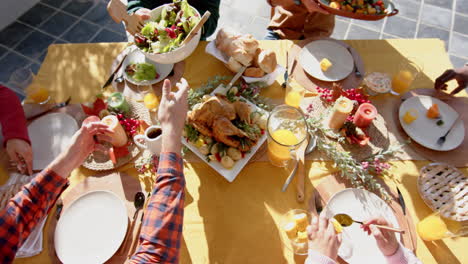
left=0, top=85, right=30, bottom=146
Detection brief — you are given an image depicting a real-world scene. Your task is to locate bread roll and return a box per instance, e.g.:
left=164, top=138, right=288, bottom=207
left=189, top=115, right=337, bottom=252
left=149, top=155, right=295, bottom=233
left=233, top=34, right=259, bottom=54
left=257, top=49, right=277, bottom=74
left=232, top=49, right=254, bottom=66
left=215, top=28, right=239, bottom=54
left=244, top=67, right=265, bottom=78
left=226, top=56, right=243, bottom=72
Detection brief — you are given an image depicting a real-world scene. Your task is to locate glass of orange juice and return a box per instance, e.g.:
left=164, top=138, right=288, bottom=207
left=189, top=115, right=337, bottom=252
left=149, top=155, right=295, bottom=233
left=417, top=209, right=468, bottom=241
left=26, top=83, right=50, bottom=104
left=267, top=105, right=308, bottom=167
left=391, top=60, right=422, bottom=95
left=285, top=78, right=306, bottom=108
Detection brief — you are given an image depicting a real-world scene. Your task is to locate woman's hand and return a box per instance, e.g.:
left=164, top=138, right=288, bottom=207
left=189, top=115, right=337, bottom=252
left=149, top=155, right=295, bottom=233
left=362, top=217, right=399, bottom=256
left=6, top=139, right=33, bottom=175
left=48, top=122, right=113, bottom=178
left=434, top=66, right=468, bottom=95
left=158, top=78, right=190, bottom=153
left=307, top=213, right=342, bottom=260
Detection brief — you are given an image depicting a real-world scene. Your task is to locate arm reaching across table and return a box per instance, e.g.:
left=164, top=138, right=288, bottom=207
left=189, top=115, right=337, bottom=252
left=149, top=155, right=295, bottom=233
left=0, top=122, right=112, bottom=264
left=129, top=78, right=189, bottom=263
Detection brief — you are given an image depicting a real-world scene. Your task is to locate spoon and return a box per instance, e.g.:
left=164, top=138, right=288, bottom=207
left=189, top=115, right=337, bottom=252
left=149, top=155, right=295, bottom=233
left=115, top=74, right=124, bottom=83
left=133, top=192, right=145, bottom=219
left=334, top=213, right=405, bottom=233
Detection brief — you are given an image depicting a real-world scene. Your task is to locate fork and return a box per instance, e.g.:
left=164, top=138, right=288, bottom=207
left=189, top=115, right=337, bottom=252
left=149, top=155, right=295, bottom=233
left=437, top=116, right=461, bottom=146
left=107, top=0, right=145, bottom=35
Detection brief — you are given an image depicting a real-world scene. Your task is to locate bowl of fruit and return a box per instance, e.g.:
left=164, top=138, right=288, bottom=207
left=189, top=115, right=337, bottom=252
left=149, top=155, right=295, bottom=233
left=318, top=0, right=398, bottom=21
left=134, top=0, right=201, bottom=64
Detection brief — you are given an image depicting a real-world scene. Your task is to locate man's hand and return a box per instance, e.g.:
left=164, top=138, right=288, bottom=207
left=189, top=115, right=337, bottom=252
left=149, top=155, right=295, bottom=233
left=6, top=139, right=33, bottom=175
left=134, top=8, right=151, bottom=21
left=434, top=66, right=468, bottom=95
left=158, top=78, right=190, bottom=153
left=362, top=217, right=399, bottom=256
left=48, top=122, right=113, bottom=178
left=302, top=0, right=330, bottom=15
left=307, top=213, right=342, bottom=260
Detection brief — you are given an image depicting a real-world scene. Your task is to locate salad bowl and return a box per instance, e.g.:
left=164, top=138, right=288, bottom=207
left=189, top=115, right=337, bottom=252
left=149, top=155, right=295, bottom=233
left=137, top=3, right=201, bottom=64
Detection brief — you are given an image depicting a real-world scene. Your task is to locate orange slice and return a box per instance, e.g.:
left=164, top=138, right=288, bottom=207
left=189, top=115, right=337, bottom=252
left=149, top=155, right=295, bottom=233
left=427, top=104, right=440, bottom=119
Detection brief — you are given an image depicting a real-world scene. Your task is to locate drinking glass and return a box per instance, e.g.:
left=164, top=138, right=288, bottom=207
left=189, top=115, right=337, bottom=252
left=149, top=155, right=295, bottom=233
left=417, top=206, right=468, bottom=241
left=284, top=79, right=305, bottom=108
left=267, top=105, right=308, bottom=167
left=280, top=209, right=311, bottom=255
left=391, top=59, right=422, bottom=95
left=9, top=67, right=34, bottom=95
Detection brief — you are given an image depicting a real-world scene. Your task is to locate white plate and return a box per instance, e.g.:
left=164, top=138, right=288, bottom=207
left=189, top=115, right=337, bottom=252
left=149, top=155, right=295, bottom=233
left=54, top=191, right=128, bottom=264
left=123, top=50, right=174, bottom=86
left=299, top=39, right=354, bottom=82
left=399, top=95, right=464, bottom=151
left=28, top=113, right=78, bottom=170
left=182, top=85, right=268, bottom=182
left=324, top=188, right=400, bottom=264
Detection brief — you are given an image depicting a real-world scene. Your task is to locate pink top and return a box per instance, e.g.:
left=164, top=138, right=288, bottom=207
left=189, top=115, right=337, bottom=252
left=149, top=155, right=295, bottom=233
left=306, top=244, right=422, bottom=264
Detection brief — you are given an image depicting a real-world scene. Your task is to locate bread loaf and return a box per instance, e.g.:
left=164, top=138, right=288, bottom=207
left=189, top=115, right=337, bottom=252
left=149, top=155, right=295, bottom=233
left=257, top=49, right=277, bottom=74
left=244, top=67, right=265, bottom=78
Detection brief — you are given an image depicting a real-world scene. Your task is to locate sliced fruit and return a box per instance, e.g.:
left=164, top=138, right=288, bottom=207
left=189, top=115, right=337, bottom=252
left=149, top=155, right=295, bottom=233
left=427, top=104, right=440, bottom=119
left=331, top=218, right=344, bottom=234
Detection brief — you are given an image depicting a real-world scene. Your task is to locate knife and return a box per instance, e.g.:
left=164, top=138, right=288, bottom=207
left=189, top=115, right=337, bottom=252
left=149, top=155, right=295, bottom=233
left=102, top=50, right=130, bottom=89
left=27, top=96, right=71, bottom=121
left=226, top=66, right=247, bottom=91
left=282, top=50, right=289, bottom=88
left=397, top=187, right=406, bottom=215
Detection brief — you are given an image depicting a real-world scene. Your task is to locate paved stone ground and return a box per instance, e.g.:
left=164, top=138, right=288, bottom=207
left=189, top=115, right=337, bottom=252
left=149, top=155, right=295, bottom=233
left=0, top=0, right=467, bottom=96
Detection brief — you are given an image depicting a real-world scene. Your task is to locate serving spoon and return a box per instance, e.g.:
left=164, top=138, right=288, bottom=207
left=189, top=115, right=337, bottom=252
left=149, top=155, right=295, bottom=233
left=334, top=213, right=405, bottom=233
left=119, top=192, right=145, bottom=254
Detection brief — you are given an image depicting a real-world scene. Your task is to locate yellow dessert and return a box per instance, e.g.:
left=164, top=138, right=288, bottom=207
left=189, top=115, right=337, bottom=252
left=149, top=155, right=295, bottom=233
left=296, top=231, right=308, bottom=243
left=320, top=58, right=333, bottom=72
left=331, top=218, right=344, bottom=234
left=293, top=213, right=308, bottom=232
left=417, top=213, right=462, bottom=241
left=283, top=222, right=297, bottom=239
left=403, top=108, right=419, bottom=124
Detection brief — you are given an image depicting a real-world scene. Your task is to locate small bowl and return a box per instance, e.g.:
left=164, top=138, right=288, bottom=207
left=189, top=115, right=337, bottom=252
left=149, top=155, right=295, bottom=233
left=138, top=4, right=201, bottom=64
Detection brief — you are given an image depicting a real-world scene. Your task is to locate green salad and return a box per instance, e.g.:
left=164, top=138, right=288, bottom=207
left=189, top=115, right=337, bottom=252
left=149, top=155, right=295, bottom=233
left=134, top=0, right=200, bottom=54
left=125, top=62, right=159, bottom=82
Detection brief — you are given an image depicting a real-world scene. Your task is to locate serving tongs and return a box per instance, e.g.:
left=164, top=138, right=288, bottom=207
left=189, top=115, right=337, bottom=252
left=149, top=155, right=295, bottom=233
left=181, top=11, right=211, bottom=46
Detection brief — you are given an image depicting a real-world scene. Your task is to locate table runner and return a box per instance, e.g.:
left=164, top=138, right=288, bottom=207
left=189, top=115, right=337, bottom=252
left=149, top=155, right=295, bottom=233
left=4, top=39, right=467, bottom=264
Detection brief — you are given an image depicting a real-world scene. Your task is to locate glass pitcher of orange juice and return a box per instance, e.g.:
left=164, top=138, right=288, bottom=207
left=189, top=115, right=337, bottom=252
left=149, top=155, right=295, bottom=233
left=392, top=60, right=421, bottom=95
left=267, top=105, right=308, bottom=167
left=417, top=209, right=468, bottom=241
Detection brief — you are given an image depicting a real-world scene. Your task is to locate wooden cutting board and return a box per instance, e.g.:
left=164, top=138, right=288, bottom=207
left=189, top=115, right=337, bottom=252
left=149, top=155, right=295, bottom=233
left=47, top=172, right=148, bottom=263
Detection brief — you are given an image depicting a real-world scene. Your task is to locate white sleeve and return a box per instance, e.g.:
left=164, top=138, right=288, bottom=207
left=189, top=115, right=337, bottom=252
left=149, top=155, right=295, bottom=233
left=305, top=250, right=337, bottom=264
left=386, top=244, right=422, bottom=264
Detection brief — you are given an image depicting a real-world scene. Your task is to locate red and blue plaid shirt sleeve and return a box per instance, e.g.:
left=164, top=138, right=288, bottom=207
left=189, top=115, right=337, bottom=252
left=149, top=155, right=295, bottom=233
left=0, top=169, right=68, bottom=264
left=130, top=152, right=185, bottom=264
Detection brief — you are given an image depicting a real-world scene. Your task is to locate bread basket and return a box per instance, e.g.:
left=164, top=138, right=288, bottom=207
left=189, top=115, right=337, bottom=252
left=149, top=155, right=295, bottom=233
left=318, top=0, right=398, bottom=21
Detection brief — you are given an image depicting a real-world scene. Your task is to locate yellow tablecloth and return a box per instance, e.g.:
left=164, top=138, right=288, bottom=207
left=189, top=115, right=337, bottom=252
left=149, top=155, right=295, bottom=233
left=6, top=39, right=468, bottom=264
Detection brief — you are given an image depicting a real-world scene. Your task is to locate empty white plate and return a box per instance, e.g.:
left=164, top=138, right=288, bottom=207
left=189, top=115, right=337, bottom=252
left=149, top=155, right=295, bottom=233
left=299, top=39, right=354, bottom=82
left=28, top=113, right=78, bottom=170
left=324, top=188, right=400, bottom=264
left=54, top=191, right=128, bottom=264
left=399, top=95, right=464, bottom=151
left=123, top=50, right=174, bottom=86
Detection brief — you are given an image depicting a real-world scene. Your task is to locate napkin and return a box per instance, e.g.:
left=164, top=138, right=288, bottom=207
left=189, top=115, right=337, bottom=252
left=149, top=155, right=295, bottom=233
left=205, top=41, right=285, bottom=86
left=16, top=216, right=47, bottom=258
